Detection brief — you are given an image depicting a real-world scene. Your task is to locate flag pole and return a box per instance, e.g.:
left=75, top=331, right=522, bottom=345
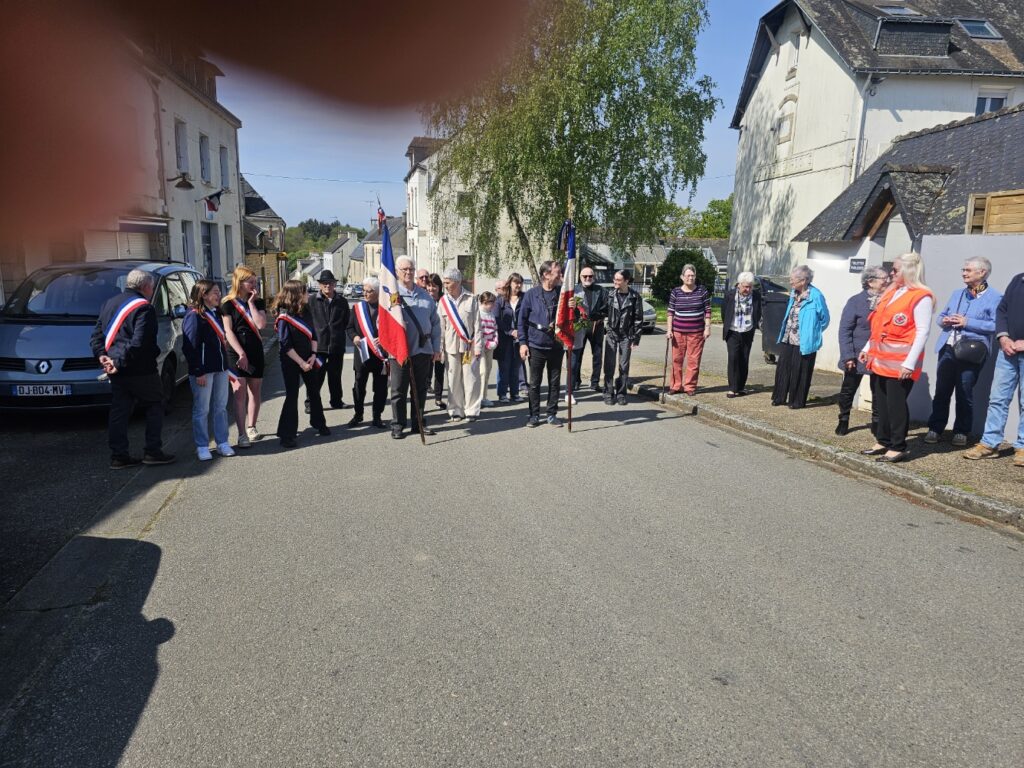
left=567, top=186, right=575, bottom=433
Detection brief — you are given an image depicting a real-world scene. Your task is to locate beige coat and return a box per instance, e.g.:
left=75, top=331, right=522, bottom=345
left=437, top=289, right=482, bottom=356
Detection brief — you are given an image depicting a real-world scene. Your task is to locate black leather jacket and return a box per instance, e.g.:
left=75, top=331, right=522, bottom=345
left=308, top=291, right=350, bottom=354
left=605, top=288, right=644, bottom=342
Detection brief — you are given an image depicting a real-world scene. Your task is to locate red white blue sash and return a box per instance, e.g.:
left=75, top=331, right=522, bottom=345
left=354, top=302, right=386, bottom=360
left=276, top=313, right=314, bottom=340
left=440, top=294, right=473, bottom=344
left=201, top=309, right=228, bottom=346
left=104, top=297, right=148, bottom=351
left=231, top=298, right=260, bottom=335
left=227, top=368, right=241, bottom=384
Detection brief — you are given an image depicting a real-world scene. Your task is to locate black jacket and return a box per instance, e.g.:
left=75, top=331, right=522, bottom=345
left=996, top=272, right=1024, bottom=342
left=89, top=288, right=159, bottom=376
left=308, top=291, right=350, bottom=354
left=837, top=290, right=873, bottom=373
left=721, top=289, right=762, bottom=340
left=605, top=288, right=644, bottom=343
left=574, top=283, right=608, bottom=323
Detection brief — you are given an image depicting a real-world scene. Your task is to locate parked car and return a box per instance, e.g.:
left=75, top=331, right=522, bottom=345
left=0, top=260, right=203, bottom=410
left=641, top=298, right=657, bottom=333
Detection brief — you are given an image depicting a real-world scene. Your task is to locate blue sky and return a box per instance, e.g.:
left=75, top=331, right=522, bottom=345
left=217, top=0, right=773, bottom=229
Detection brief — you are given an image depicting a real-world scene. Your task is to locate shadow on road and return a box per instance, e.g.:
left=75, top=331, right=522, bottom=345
left=0, top=536, right=173, bottom=767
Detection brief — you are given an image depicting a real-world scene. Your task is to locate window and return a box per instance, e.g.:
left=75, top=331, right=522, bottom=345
left=958, top=19, right=1001, bottom=39
left=174, top=120, right=189, bottom=173
left=180, top=220, right=195, bottom=264
left=976, top=90, right=1009, bottom=116
left=224, top=225, right=234, bottom=265
left=787, top=32, right=800, bottom=76
left=879, top=6, right=922, bottom=16
left=200, top=222, right=218, bottom=277
left=219, top=146, right=230, bottom=189
left=199, top=134, right=211, bottom=183
left=163, top=274, right=189, bottom=313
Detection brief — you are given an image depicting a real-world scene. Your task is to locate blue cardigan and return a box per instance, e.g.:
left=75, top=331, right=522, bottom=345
left=777, top=285, right=830, bottom=356
left=933, top=285, right=1003, bottom=353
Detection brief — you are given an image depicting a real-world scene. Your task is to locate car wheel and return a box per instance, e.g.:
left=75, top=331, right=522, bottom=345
left=161, top=359, right=178, bottom=409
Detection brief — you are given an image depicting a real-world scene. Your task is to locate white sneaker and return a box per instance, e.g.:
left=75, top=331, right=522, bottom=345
left=236, top=433, right=251, bottom=449
left=197, top=447, right=213, bottom=462
left=565, top=393, right=577, bottom=405
left=246, top=425, right=262, bottom=441
left=216, top=443, right=236, bottom=457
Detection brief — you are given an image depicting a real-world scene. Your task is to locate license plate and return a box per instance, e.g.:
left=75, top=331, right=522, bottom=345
left=12, top=384, right=72, bottom=396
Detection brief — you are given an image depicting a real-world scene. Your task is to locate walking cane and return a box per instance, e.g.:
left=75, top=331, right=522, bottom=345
left=407, top=359, right=428, bottom=445
left=660, top=334, right=671, bottom=404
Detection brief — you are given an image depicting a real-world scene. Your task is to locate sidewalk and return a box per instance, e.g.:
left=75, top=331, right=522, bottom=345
left=616, top=329, right=1024, bottom=533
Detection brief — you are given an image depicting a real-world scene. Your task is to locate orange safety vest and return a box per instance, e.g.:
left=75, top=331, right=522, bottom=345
left=867, top=286, right=933, bottom=380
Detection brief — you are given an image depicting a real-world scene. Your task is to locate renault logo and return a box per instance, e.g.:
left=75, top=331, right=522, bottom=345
left=36, top=360, right=51, bottom=374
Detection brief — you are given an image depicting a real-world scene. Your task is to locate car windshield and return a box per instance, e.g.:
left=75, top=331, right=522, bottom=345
left=1, top=267, right=129, bottom=317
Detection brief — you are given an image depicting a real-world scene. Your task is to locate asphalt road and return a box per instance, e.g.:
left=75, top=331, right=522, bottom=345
left=1, top=354, right=1022, bottom=767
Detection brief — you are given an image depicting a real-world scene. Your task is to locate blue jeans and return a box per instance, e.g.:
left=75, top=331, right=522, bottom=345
left=980, top=351, right=1024, bottom=449
left=190, top=371, right=230, bottom=448
left=495, top=337, right=520, bottom=399
left=927, top=345, right=982, bottom=435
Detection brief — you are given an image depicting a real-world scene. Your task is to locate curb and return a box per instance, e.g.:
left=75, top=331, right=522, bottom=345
left=633, top=383, right=1024, bottom=533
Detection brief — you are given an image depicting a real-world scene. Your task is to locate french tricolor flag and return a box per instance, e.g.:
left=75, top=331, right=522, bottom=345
left=377, top=219, right=410, bottom=365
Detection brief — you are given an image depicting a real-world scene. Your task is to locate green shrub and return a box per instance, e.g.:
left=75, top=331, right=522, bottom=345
left=651, top=248, right=718, bottom=303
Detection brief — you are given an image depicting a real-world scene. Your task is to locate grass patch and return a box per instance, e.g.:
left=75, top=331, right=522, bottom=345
left=646, top=298, right=722, bottom=326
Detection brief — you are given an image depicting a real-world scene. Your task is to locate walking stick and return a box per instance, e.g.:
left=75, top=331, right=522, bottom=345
left=660, top=333, right=671, bottom=404
left=407, top=358, right=427, bottom=445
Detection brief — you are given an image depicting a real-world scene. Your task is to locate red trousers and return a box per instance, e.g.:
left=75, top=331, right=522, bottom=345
left=671, top=331, right=706, bottom=394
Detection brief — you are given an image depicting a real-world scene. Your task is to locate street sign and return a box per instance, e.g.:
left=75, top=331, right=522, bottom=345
left=849, top=258, right=866, bottom=273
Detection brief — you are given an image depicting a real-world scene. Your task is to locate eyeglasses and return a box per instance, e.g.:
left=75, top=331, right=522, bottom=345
left=581, top=275, right=595, bottom=280
left=397, top=267, right=414, bottom=273
left=416, top=275, right=428, bottom=281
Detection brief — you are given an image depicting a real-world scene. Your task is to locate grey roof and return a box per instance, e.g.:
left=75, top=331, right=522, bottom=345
left=732, top=0, right=1024, bottom=128
left=405, top=136, right=446, bottom=166
left=326, top=234, right=352, bottom=253
left=349, top=243, right=365, bottom=263
left=794, top=102, right=1024, bottom=241
left=240, top=175, right=282, bottom=219
left=362, top=216, right=406, bottom=249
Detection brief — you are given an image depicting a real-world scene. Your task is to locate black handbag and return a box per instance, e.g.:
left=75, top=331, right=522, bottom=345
left=953, top=338, right=987, bottom=365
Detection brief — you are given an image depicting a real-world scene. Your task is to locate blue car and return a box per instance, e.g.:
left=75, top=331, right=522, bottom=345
left=0, top=261, right=203, bottom=410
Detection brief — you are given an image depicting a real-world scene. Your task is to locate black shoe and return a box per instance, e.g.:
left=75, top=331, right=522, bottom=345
left=329, top=401, right=343, bottom=410
left=317, top=426, right=331, bottom=436
left=860, top=446, right=886, bottom=456
left=435, top=400, right=446, bottom=410
left=371, top=418, right=388, bottom=429
left=788, top=404, right=803, bottom=410
left=347, top=415, right=364, bottom=427
left=280, top=438, right=297, bottom=448
left=526, top=416, right=540, bottom=428
left=616, top=395, right=627, bottom=406
left=110, top=455, right=142, bottom=470
left=304, top=402, right=311, bottom=415
left=835, top=419, right=849, bottom=436
left=412, top=426, right=436, bottom=436
left=876, top=451, right=909, bottom=463
left=142, top=451, right=175, bottom=466
left=771, top=400, right=786, bottom=407
left=391, top=427, right=405, bottom=439
left=590, top=382, right=600, bottom=391
left=603, top=397, right=614, bottom=405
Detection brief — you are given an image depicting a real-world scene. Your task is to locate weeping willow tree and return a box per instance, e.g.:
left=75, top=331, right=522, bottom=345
left=422, top=0, right=718, bottom=281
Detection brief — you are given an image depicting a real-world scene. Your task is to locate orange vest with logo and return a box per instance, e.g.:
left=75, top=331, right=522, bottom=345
left=867, top=287, right=933, bottom=380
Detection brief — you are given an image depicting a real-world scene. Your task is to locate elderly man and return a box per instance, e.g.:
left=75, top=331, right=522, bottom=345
left=390, top=256, right=442, bottom=438
left=346, top=277, right=389, bottom=429
left=722, top=271, right=763, bottom=399
left=89, top=269, right=175, bottom=468
left=964, top=269, right=1024, bottom=466
left=603, top=269, right=644, bottom=406
left=415, top=268, right=430, bottom=290
left=569, top=265, right=608, bottom=397
left=438, top=267, right=483, bottom=421
left=518, top=259, right=565, bottom=427
left=307, top=269, right=349, bottom=410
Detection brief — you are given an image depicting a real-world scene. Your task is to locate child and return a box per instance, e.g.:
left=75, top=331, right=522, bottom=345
left=274, top=280, right=329, bottom=448
left=182, top=279, right=234, bottom=461
left=478, top=291, right=499, bottom=407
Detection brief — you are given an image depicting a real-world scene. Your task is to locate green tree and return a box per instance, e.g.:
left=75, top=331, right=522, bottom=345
left=650, top=247, right=716, bottom=303
left=685, top=194, right=732, bottom=239
left=424, top=0, right=717, bottom=281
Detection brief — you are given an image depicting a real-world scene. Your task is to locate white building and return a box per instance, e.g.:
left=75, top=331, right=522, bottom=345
left=729, top=0, right=1024, bottom=280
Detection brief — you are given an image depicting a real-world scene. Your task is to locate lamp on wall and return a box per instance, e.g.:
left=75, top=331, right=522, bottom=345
left=166, top=172, right=194, bottom=190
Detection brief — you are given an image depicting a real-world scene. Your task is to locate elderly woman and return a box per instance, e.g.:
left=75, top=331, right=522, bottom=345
left=834, top=266, right=889, bottom=435
left=721, top=272, right=761, bottom=397
left=860, top=252, right=933, bottom=463
left=667, top=263, right=712, bottom=395
left=924, top=257, right=1003, bottom=447
left=772, top=265, right=830, bottom=409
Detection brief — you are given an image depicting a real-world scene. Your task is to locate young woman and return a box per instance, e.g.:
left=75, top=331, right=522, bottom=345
left=495, top=273, right=526, bottom=402
left=182, top=279, right=234, bottom=461
left=274, top=280, right=329, bottom=448
left=222, top=265, right=268, bottom=448
left=426, top=273, right=447, bottom=411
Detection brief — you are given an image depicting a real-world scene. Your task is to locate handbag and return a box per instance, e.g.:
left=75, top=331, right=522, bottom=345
left=953, top=337, right=987, bottom=365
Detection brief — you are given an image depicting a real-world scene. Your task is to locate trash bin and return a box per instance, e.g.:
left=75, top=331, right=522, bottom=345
left=757, top=276, right=791, bottom=364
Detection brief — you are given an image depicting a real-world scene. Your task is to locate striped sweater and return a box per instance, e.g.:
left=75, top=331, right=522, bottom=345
left=668, top=286, right=711, bottom=334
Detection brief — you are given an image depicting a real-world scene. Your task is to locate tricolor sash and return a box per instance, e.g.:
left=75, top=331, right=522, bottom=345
left=276, top=313, right=315, bottom=339
left=440, top=294, right=473, bottom=344
left=231, top=298, right=260, bottom=335
left=201, top=309, right=228, bottom=346
left=227, top=368, right=241, bottom=384
left=354, top=302, right=386, bottom=361
left=103, top=297, right=149, bottom=351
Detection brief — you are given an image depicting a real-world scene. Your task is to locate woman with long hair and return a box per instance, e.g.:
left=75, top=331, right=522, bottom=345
left=274, top=280, right=328, bottom=448
left=222, top=265, right=267, bottom=447
left=182, top=279, right=233, bottom=461
left=495, top=272, right=526, bottom=402
left=860, top=252, right=934, bottom=463
left=426, top=273, right=446, bottom=411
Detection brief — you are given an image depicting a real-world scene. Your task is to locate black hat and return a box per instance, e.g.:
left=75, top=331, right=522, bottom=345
left=317, top=270, right=337, bottom=284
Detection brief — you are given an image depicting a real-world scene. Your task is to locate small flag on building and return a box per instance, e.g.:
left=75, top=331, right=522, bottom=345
left=203, top=190, right=224, bottom=221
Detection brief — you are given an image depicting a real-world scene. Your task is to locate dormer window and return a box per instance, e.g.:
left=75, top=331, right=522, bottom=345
left=958, top=19, right=1001, bottom=39
left=878, top=6, right=921, bottom=16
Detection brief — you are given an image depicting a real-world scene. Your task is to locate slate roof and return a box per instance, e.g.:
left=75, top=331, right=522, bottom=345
left=326, top=234, right=352, bottom=253
left=240, top=175, right=282, bottom=219
left=794, top=102, right=1024, bottom=241
left=732, top=0, right=1024, bottom=128
left=405, top=137, right=446, bottom=167
left=362, top=216, right=407, bottom=248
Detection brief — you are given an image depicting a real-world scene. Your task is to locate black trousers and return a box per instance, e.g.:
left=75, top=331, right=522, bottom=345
left=571, top=322, right=605, bottom=389
left=108, top=373, right=163, bottom=458
left=602, top=334, right=633, bottom=398
left=352, top=355, right=388, bottom=419
left=311, top=351, right=344, bottom=407
left=528, top=345, right=564, bottom=418
left=725, top=329, right=755, bottom=393
left=279, top=359, right=325, bottom=439
left=432, top=359, right=445, bottom=402
left=772, top=342, right=816, bottom=408
left=871, top=373, right=914, bottom=452
left=390, top=353, right=432, bottom=428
